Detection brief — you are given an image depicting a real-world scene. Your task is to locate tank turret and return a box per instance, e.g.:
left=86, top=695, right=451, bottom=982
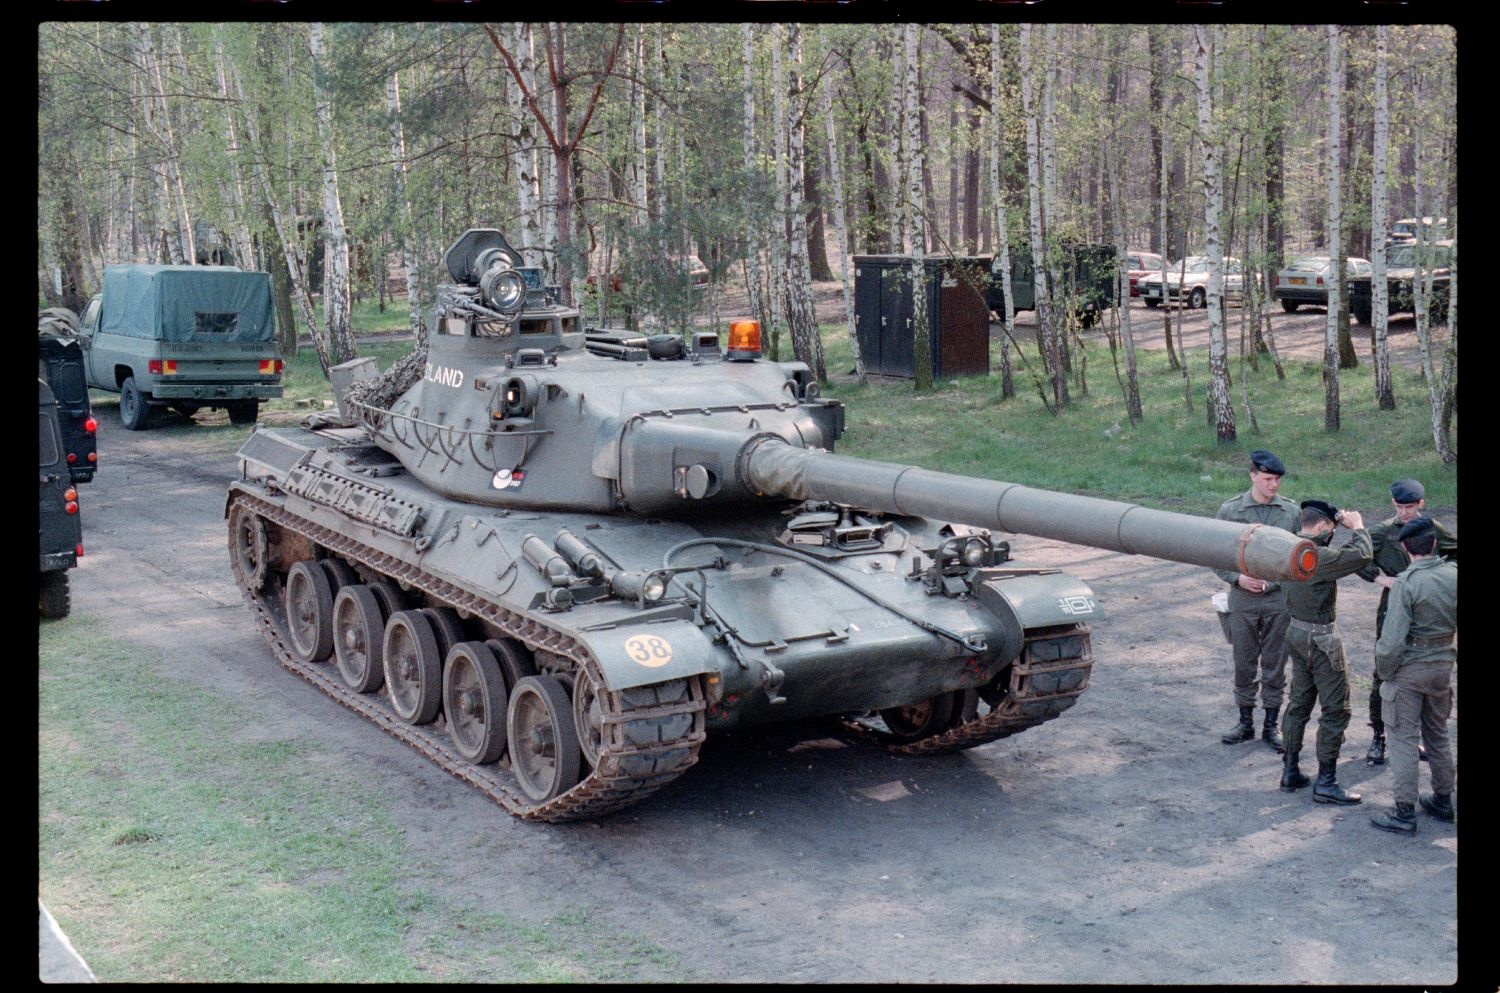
left=228, top=228, right=1313, bottom=822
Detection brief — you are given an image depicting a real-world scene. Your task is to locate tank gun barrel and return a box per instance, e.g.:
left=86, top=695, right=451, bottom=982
left=739, top=437, right=1316, bottom=583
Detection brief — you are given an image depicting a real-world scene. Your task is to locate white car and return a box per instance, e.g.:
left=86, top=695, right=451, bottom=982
left=1139, top=256, right=1246, bottom=309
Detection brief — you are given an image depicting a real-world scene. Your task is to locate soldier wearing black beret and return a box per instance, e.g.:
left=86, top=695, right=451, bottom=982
left=1357, top=479, right=1457, bottom=764
left=1370, top=516, right=1459, bottom=834
left=1277, top=500, right=1371, bottom=804
left=1213, top=450, right=1300, bottom=751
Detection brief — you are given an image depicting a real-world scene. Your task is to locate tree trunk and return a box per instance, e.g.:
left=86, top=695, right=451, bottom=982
left=1020, top=25, right=1058, bottom=413
left=741, top=25, right=770, bottom=342
left=1106, top=34, right=1141, bottom=423
left=820, top=50, right=863, bottom=383
left=1410, top=76, right=1455, bottom=463
left=1148, top=27, right=1167, bottom=256
left=509, top=23, right=545, bottom=268
left=904, top=24, right=932, bottom=393
left=136, top=25, right=193, bottom=266
left=782, top=25, right=824, bottom=380
left=805, top=136, right=835, bottom=281
left=1195, top=26, right=1235, bottom=442
left=1322, top=25, right=1342, bottom=433
left=989, top=23, right=1015, bottom=400
left=1371, top=25, right=1396, bottom=409
left=309, top=23, right=357, bottom=364
left=385, top=39, right=426, bottom=345
left=212, top=37, right=255, bottom=271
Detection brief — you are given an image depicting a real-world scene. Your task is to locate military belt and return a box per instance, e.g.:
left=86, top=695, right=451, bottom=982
left=1407, top=634, right=1454, bottom=648
left=1288, top=618, right=1336, bottom=635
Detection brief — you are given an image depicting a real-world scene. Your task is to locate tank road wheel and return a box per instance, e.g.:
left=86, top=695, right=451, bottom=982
left=443, top=641, right=509, bottom=764
left=119, top=376, right=152, bottom=431
left=420, top=606, right=466, bottom=663
left=486, top=638, right=538, bottom=693
left=320, top=557, right=360, bottom=593
left=382, top=610, right=443, bottom=725
left=285, top=560, right=336, bottom=663
left=507, top=675, right=583, bottom=803
left=879, top=692, right=957, bottom=743
left=40, top=571, right=71, bottom=620
left=367, top=580, right=408, bottom=620
left=332, top=585, right=385, bottom=693
left=228, top=504, right=270, bottom=593
left=571, top=665, right=606, bottom=769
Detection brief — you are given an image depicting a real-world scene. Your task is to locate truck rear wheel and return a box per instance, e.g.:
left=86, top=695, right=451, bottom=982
left=119, top=376, right=152, bottom=431
left=228, top=400, right=260, bottom=425
left=40, top=571, right=71, bottom=619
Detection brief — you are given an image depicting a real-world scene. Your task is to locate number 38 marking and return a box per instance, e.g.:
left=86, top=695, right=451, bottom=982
left=624, top=634, right=673, bottom=667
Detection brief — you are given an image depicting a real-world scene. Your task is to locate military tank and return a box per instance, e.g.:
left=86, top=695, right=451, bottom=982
left=226, top=228, right=1317, bottom=822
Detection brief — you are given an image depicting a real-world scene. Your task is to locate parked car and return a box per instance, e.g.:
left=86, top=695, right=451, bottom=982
left=1271, top=255, right=1372, bottom=312
left=986, top=242, right=1117, bottom=328
left=1138, top=256, right=1246, bottom=309
left=1348, top=239, right=1453, bottom=326
left=38, top=308, right=98, bottom=483
left=1125, top=250, right=1165, bottom=299
left=1387, top=216, right=1448, bottom=245
left=77, top=264, right=284, bottom=430
left=586, top=253, right=710, bottom=296
left=39, top=378, right=83, bottom=619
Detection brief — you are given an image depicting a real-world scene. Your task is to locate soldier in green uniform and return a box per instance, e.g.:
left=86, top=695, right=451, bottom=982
left=1277, top=500, right=1371, bottom=804
left=1370, top=517, right=1459, bottom=834
left=1215, top=450, right=1300, bottom=752
left=1357, top=479, right=1457, bottom=765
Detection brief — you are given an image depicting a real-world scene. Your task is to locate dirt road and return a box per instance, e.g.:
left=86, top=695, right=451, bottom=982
left=47, top=398, right=1459, bottom=984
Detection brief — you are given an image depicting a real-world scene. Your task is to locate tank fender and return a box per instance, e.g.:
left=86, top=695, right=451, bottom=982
left=571, top=619, right=723, bottom=691
left=974, top=571, right=1101, bottom=632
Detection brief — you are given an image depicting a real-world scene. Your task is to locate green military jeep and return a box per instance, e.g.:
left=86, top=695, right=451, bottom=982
left=1348, top=239, right=1453, bottom=326
left=39, top=379, right=83, bottom=619
left=78, top=264, right=284, bottom=430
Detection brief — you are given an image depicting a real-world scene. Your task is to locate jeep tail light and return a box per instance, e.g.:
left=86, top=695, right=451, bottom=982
left=84, top=416, right=97, bottom=433
left=726, top=319, right=762, bottom=362
left=260, top=359, right=284, bottom=375
left=67, top=453, right=77, bottom=464
left=65, top=488, right=77, bottom=501
left=76, top=543, right=84, bottom=557
left=87, top=452, right=97, bottom=463
left=66, top=500, right=78, bottom=515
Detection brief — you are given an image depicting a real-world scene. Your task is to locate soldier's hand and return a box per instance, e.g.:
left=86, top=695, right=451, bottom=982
left=1375, top=575, right=1396, bottom=590
left=1236, top=574, right=1267, bottom=594
left=1338, top=510, right=1364, bottom=530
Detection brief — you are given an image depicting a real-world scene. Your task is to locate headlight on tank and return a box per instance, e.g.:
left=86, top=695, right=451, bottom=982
left=960, top=536, right=990, bottom=567
left=610, top=569, right=671, bottom=606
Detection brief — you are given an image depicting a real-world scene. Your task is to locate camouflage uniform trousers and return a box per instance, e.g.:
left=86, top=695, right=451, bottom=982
left=1226, top=589, right=1291, bottom=711
left=1379, top=660, right=1456, bottom=806
left=1280, top=625, right=1351, bottom=764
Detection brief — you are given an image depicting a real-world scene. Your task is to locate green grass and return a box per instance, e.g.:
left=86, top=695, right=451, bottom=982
left=38, top=620, right=703, bottom=983
left=813, top=323, right=1457, bottom=517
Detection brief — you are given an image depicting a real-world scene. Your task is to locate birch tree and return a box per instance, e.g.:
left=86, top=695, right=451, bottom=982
left=1195, top=25, right=1235, bottom=442
left=508, top=23, right=545, bottom=268
left=988, top=23, right=1015, bottom=400
left=1322, top=25, right=1342, bottom=433
left=781, top=25, right=824, bottom=379
left=903, top=24, right=933, bottom=393
left=741, top=25, right=770, bottom=339
left=820, top=51, right=863, bottom=382
left=385, top=35, right=426, bottom=344
left=1105, top=31, right=1141, bottom=423
left=1410, top=74, right=1455, bottom=463
left=1020, top=24, right=1058, bottom=412
left=1150, top=28, right=1181, bottom=371
left=136, top=24, right=193, bottom=265
left=309, top=23, right=357, bottom=364
left=1370, top=24, right=1395, bottom=410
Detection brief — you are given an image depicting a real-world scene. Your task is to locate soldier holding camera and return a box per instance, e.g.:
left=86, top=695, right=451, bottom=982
left=1277, top=501, right=1371, bottom=805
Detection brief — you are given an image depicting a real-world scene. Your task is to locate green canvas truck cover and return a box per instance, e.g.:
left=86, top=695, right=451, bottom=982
left=101, top=265, right=276, bottom=344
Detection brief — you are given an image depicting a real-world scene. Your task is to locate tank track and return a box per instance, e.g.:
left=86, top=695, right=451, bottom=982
left=228, top=490, right=707, bottom=822
left=842, top=625, right=1095, bottom=756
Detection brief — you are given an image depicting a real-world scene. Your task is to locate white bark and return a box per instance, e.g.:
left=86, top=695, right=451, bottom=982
left=741, top=25, right=768, bottom=336
left=309, top=23, right=355, bottom=363
left=653, top=28, right=666, bottom=225
left=1371, top=24, right=1393, bottom=407
left=1195, top=25, right=1234, bottom=440
left=989, top=23, right=1015, bottom=398
left=384, top=33, right=425, bottom=344
left=508, top=23, right=543, bottom=268
left=135, top=25, right=192, bottom=265
left=904, top=24, right=931, bottom=390
left=770, top=26, right=789, bottom=355
left=212, top=37, right=255, bottom=270
left=1323, top=25, right=1342, bottom=431
left=782, top=25, right=822, bottom=379
left=632, top=26, right=648, bottom=227
left=1020, top=24, right=1057, bottom=408
left=820, top=50, right=861, bottom=381
left=1410, top=74, right=1454, bottom=462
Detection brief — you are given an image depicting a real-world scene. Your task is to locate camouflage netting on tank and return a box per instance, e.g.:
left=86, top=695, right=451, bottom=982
left=343, top=339, right=429, bottom=431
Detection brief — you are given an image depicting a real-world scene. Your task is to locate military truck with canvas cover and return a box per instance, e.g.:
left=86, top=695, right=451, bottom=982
left=78, top=264, right=284, bottom=429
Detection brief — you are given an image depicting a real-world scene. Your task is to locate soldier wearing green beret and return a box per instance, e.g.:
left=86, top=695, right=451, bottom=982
left=1370, top=517, right=1459, bottom=835
left=1214, top=450, right=1300, bottom=752
left=1277, top=500, right=1371, bottom=805
left=1357, top=479, right=1457, bottom=765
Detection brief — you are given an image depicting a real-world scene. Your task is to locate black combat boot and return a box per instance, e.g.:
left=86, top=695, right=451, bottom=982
left=1371, top=802, right=1417, bottom=834
left=1279, top=750, right=1310, bottom=792
left=1419, top=792, right=1455, bottom=822
left=1261, top=710, right=1284, bottom=753
left=1221, top=706, right=1255, bottom=744
left=1311, top=761, right=1361, bottom=805
left=1365, top=731, right=1386, bottom=765
left=1418, top=741, right=1429, bottom=763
